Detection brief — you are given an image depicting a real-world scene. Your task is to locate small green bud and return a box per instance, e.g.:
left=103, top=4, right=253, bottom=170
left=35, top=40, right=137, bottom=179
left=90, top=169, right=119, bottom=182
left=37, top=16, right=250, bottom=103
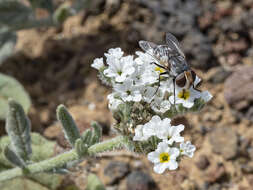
left=90, top=122, right=102, bottom=145
left=74, top=139, right=88, bottom=158
left=57, top=105, right=81, bottom=147
left=81, top=129, right=92, bottom=145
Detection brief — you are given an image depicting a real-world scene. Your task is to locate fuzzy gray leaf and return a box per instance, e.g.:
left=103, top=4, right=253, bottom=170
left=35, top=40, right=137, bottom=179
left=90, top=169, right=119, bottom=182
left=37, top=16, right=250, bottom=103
left=57, top=105, right=81, bottom=147
left=5, top=99, right=32, bottom=162
left=4, top=146, right=26, bottom=168
left=0, top=28, right=16, bottom=65
left=0, top=73, right=31, bottom=120
left=86, top=173, right=105, bottom=190
left=0, top=0, right=33, bottom=28
left=27, top=0, right=54, bottom=13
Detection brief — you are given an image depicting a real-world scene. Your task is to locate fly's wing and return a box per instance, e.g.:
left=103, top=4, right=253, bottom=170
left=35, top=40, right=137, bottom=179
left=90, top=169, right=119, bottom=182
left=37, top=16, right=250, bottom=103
left=153, top=45, right=171, bottom=59
left=165, top=32, right=185, bottom=58
left=139, top=41, right=158, bottom=54
left=139, top=41, right=173, bottom=61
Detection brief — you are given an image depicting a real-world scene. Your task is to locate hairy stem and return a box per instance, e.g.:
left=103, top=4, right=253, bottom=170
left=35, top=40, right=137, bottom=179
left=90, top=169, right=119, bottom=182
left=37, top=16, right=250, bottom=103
left=0, top=136, right=124, bottom=182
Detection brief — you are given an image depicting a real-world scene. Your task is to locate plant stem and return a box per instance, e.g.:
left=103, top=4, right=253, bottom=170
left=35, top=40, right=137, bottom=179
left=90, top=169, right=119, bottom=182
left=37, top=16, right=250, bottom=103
left=0, top=136, right=124, bottom=182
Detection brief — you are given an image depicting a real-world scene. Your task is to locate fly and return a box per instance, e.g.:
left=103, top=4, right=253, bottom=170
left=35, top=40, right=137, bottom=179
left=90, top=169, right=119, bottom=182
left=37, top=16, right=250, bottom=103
left=138, top=32, right=198, bottom=104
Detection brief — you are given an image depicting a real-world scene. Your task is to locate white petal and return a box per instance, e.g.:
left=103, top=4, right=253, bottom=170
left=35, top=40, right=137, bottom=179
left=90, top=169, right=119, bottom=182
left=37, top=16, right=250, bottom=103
left=133, top=125, right=145, bottom=141
left=147, top=152, right=160, bottom=163
left=115, top=75, right=126, bottom=82
left=154, top=163, right=168, bottom=174
left=182, top=101, right=194, bottom=108
left=91, top=58, right=104, bottom=70
left=168, top=160, right=178, bottom=170
left=201, top=91, right=213, bottom=102
left=169, top=147, right=180, bottom=159
left=194, top=76, right=202, bottom=87
left=151, top=115, right=162, bottom=123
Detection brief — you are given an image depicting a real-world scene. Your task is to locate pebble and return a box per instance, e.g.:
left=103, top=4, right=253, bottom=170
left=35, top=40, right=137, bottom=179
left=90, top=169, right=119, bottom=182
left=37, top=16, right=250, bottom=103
left=195, top=155, right=210, bottom=170
left=208, top=127, right=238, bottom=160
left=224, top=66, right=253, bottom=121
left=126, top=171, right=158, bottom=190
left=205, top=163, right=226, bottom=183
left=207, top=66, right=232, bottom=84
left=103, top=161, right=130, bottom=185
left=182, top=30, right=214, bottom=70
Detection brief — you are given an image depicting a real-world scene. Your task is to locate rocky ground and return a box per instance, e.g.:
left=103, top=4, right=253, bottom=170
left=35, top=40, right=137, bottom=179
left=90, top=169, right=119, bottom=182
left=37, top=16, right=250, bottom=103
left=1, top=0, right=253, bottom=189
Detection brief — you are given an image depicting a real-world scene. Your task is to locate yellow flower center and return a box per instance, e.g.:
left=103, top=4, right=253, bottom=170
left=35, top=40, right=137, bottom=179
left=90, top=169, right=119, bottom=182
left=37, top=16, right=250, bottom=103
left=159, top=152, right=170, bottom=163
left=178, top=89, right=190, bottom=100
left=155, top=67, right=165, bottom=73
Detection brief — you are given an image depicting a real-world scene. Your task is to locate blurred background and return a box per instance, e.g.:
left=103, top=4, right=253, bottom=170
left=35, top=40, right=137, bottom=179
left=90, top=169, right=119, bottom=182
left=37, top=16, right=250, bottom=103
left=0, top=0, right=253, bottom=189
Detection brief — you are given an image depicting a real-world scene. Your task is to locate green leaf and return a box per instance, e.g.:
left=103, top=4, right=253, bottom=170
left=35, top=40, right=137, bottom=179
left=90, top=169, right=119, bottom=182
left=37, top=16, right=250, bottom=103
left=0, top=177, right=49, bottom=190
left=5, top=99, right=32, bottom=162
left=0, top=28, right=16, bottom=65
left=0, top=73, right=31, bottom=120
left=4, top=146, right=26, bottom=168
left=57, top=105, right=81, bottom=147
left=27, top=0, right=54, bottom=13
left=86, top=173, right=105, bottom=190
left=0, top=0, right=33, bottom=28
left=0, top=133, right=64, bottom=190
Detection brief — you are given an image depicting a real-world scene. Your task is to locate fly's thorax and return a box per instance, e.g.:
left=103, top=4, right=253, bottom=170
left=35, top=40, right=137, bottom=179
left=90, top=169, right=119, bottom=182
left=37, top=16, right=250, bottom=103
left=170, top=56, right=189, bottom=76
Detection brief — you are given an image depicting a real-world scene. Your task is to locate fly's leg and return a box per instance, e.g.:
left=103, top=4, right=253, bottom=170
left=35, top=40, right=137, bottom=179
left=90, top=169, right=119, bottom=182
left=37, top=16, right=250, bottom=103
left=173, top=78, right=176, bottom=105
left=154, top=72, right=169, bottom=95
left=150, top=62, right=167, bottom=70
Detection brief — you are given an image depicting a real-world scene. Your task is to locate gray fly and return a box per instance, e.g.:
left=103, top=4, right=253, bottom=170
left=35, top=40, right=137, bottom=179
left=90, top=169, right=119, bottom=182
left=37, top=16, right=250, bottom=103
left=138, top=32, right=198, bottom=104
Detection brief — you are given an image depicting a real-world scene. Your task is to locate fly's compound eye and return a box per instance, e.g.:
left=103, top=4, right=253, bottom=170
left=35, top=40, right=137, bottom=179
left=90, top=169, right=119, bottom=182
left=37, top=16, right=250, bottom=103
left=175, top=73, right=186, bottom=88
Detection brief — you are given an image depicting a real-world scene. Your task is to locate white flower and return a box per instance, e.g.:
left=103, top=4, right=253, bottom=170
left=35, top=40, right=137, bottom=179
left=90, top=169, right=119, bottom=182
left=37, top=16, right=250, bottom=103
left=179, top=141, right=196, bottom=158
left=133, top=125, right=146, bottom=141
left=133, top=115, right=161, bottom=141
left=135, top=51, right=156, bottom=65
left=107, top=93, right=123, bottom=111
left=151, top=97, right=171, bottom=114
left=105, top=48, right=124, bottom=59
left=140, top=66, right=159, bottom=85
left=91, top=58, right=104, bottom=70
left=148, top=142, right=180, bottom=174
left=114, top=79, right=142, bottom=102
left=142, top=115, right=162, bottom=140
left=133, top=115, right=184, bottom=144
left=140, top=86, right=156, bottom=103
left=131, top=64, right=146, bottom=86
left=158, top=124, right=185, bottom=145
left=201, top=91, right=213, bottom=102
left=169, top=87, right=201, bottom=108
left=104, top=49, right=135, bottom=82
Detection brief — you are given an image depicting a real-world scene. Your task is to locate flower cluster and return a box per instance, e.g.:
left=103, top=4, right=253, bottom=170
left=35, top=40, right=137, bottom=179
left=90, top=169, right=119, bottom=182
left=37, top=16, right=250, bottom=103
left=134, top=115, right=195, bottom=174
left=92, top=47, right=212, bottom=174
left=92, top=48, right=212, bottom=113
